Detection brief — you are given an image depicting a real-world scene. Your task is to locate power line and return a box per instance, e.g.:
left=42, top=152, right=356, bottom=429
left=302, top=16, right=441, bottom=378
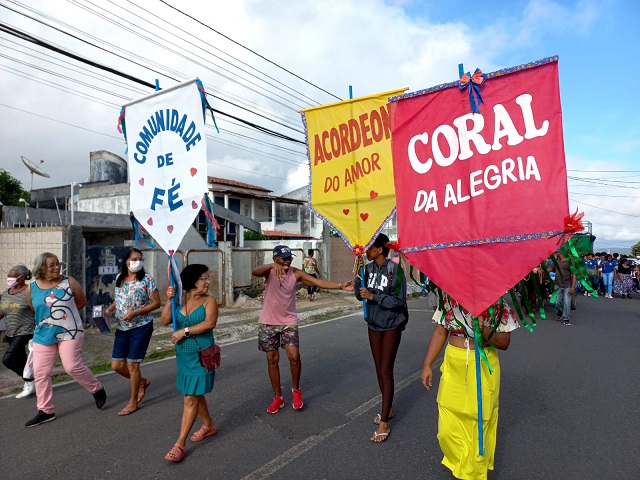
left=158, top=0, right=342, bottom=101
left=570, top=192, right=639, bottom=198
left=0, top=102, right=124, bottom=139
left=1, top=3, right=306, bottom=134
left=106, top=0, right=324, bottom=107
left=570, top=198, right=640, bottom=218
left=65, top=0, right=312, bottom=112
left=0, top=19, right=306, bottom=144
left=207, top=160, right=294, bottom=182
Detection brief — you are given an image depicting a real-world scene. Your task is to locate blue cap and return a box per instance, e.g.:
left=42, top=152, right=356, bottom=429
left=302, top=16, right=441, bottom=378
left=273, top=245, right=294, bottom=258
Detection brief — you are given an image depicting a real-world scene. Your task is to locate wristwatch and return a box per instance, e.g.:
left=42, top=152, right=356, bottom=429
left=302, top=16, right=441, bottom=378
left=184, top=327, right=190, bottom=337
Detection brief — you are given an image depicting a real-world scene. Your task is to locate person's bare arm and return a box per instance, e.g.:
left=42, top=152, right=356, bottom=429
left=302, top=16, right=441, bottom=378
left=69, top=277, right=87, bottom=310
left=294, top=268, right=353, bottom=291
left=482, top=326, right=511, bottom=350
left=421, top=324, right=448, bottom=390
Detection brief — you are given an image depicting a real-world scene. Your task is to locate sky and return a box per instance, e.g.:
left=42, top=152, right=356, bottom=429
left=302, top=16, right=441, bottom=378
left=0, top=0, right=638, bottom=252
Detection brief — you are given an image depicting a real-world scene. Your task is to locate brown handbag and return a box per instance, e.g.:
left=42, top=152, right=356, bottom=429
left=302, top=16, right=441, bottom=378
left=197, top=343, right=221, bottom=371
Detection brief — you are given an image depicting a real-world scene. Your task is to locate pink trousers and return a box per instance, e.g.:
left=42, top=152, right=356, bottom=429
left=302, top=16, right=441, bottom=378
left=33, top=338, right=102, bottom=414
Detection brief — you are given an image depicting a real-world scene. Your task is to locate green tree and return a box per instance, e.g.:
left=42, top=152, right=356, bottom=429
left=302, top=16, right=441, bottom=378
left=631, top=241, right=640, bottom=258
left=0, top=169, right=30, bottom=206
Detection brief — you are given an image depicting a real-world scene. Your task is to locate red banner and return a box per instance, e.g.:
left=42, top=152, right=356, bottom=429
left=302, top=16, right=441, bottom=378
left=391, top=59, right=568, bottom=315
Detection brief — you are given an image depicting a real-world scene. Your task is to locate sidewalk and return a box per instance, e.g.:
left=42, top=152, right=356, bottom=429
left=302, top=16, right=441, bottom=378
left=0, top=291, right=362, bottom=398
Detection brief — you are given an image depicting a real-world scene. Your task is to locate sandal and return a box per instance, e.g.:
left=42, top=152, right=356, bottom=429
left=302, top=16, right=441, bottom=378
left=373, top=411, right=395, bottom=425
left=190, top=424, right=217, bottom=442
left=371, top=430, right=390, bottom=443
left=164, top=443, right=186, bottom=462
left=138, top=379, right=151, bottom=403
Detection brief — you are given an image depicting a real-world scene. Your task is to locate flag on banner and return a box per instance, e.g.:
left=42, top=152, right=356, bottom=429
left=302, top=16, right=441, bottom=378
left=390, top=57, right=569, bottom=316
left=301, top=88, right=406, bottom=252
left=122, top=79, right=208, bottom=254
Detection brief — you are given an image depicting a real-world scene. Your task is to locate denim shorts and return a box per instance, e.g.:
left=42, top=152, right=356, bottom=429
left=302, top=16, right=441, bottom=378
left=258, top=323, right=299, bottom=352
left=112, top=321, right=153, bottom=363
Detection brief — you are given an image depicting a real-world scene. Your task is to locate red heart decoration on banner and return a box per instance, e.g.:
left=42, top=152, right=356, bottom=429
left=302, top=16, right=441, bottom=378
left=190, top=168, right=197, bottom=176
left=167, top=225, right=174, bottom=233
left=343, top=209, right=350, bottom=215
left=168, top=250, right=175, bottom=256
left=138, top=178, right=144, bottom=186
left=360, top=213, right=369, bottom=222
left=147, top=217, right=153, bottom=226
left=370, top=190, right=379, bottom=199
left=192, top=200, right=198, bottom=209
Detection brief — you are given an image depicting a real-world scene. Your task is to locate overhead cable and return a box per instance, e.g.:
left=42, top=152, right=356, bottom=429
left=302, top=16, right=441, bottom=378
left=158, top=0, right=343, bottom=101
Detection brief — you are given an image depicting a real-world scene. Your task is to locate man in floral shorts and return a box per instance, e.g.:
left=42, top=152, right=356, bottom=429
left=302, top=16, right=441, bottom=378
left=252, top=245, right=353, bottom=414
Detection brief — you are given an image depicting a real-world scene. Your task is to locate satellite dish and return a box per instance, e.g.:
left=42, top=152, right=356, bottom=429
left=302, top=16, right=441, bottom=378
left=21, top=156, right=50, bottom=190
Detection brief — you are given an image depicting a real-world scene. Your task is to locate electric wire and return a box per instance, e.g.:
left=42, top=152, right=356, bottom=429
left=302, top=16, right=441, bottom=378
left=125, top=0, right=326, bottom=106
left=158, top=0, right=342, bottom=101
left=1, top=3, right=306, bottom=133
left=65, top=0, right=312, bottom=112
left=570, top=198, right=640, bottom=218
left=0, top=102, right=124, bottom=139
left=0, top=20, right=306, bottom=144
left=100, top=0, right=322, bottom=107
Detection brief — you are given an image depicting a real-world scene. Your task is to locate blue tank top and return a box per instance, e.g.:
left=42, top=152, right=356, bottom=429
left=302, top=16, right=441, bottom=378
left=31, top=276, right=84, bottom=345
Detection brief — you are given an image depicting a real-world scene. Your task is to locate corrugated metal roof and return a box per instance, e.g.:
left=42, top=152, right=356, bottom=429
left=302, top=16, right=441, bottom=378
left=207, top=176, right=272, bottom=193
left=262, top=230, right=315, bottom=239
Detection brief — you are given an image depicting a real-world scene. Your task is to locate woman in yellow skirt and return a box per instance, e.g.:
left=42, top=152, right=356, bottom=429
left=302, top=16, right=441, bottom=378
left=421, top=297, right=518, bottom=480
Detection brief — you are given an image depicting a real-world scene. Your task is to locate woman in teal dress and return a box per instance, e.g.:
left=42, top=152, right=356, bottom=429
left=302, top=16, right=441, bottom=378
left=161, top=264, right=218, bottom=463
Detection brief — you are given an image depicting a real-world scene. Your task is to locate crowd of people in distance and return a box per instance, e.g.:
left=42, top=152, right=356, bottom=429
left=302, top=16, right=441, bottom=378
left=582, top=252, right=639, bottom=299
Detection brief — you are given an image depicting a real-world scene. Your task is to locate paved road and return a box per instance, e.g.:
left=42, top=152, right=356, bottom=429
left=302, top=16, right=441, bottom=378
left=1, top=295, right=638, bottom=479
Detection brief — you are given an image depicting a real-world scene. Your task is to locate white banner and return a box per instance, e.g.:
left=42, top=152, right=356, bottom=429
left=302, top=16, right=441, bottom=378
left=125, top=79, right=208, bottom=253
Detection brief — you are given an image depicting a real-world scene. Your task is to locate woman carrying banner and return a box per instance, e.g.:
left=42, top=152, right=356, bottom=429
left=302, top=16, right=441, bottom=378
left=106, top=248, right=161, bottom=416
left=161, top=264, right=218, bottom=463
left=25, top=252, right=106, bottom=428
left=420, top=296, right=518, bottom=479
left=0, top=265, right=36, bottom=398
left=355, top=233, right=407, bottom=443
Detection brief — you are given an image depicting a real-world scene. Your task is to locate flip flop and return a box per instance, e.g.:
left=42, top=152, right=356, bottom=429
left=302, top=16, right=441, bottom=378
left=371, top=430, right=390, bottom=443
left=138, top=379, right=151, bottom=403
left=190, top=424, right=217, bottom=442
left=118, top=405, right=139, bottom=416
left=373, top=412, right=395, bottom=425
left=164, top=443, right=186, bottom=462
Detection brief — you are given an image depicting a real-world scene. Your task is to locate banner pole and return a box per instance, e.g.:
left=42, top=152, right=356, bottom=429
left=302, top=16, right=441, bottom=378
left=169, top=253, right=177, bottom=332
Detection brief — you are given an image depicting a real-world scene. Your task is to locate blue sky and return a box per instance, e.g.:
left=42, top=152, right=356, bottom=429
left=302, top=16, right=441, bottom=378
left=0, top=0, right=638, bottom=251
left=399, top=0, right=640, bottom=252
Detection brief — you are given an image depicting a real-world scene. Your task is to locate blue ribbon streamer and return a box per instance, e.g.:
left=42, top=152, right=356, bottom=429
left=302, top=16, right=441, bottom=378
left=473, top=317, right=485, bottom=456
left=168, top=254, right=182, bottom=332
left=196, top=79, right=220, bottom=133
left=201, top=193, right=218, bottom=247
left=458, top=69, right=486, bottom=114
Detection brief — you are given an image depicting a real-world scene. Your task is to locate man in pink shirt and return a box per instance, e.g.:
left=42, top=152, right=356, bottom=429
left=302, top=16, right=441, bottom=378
left=252, top=245, right=353, bottom=413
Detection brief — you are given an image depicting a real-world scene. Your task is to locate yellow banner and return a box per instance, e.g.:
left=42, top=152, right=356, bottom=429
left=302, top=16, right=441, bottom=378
left=302, top=88, right=406, bottom=250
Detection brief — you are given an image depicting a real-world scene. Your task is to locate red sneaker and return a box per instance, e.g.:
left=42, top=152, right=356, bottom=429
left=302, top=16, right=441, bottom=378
left=292, top=389, right=304, bottom=410
left=266, top=396, right=285, bottom=414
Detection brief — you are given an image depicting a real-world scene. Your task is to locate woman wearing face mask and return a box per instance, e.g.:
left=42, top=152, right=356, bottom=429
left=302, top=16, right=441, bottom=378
left=106, top=248, right=161, bottom=416
left=0, top=265, right=36, bottom=398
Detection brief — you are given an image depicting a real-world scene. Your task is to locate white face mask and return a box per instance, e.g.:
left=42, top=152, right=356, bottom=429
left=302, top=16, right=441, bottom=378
left=128, top=261, right=143, bottom=273
left=7, top=277, right=21, bottom=288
